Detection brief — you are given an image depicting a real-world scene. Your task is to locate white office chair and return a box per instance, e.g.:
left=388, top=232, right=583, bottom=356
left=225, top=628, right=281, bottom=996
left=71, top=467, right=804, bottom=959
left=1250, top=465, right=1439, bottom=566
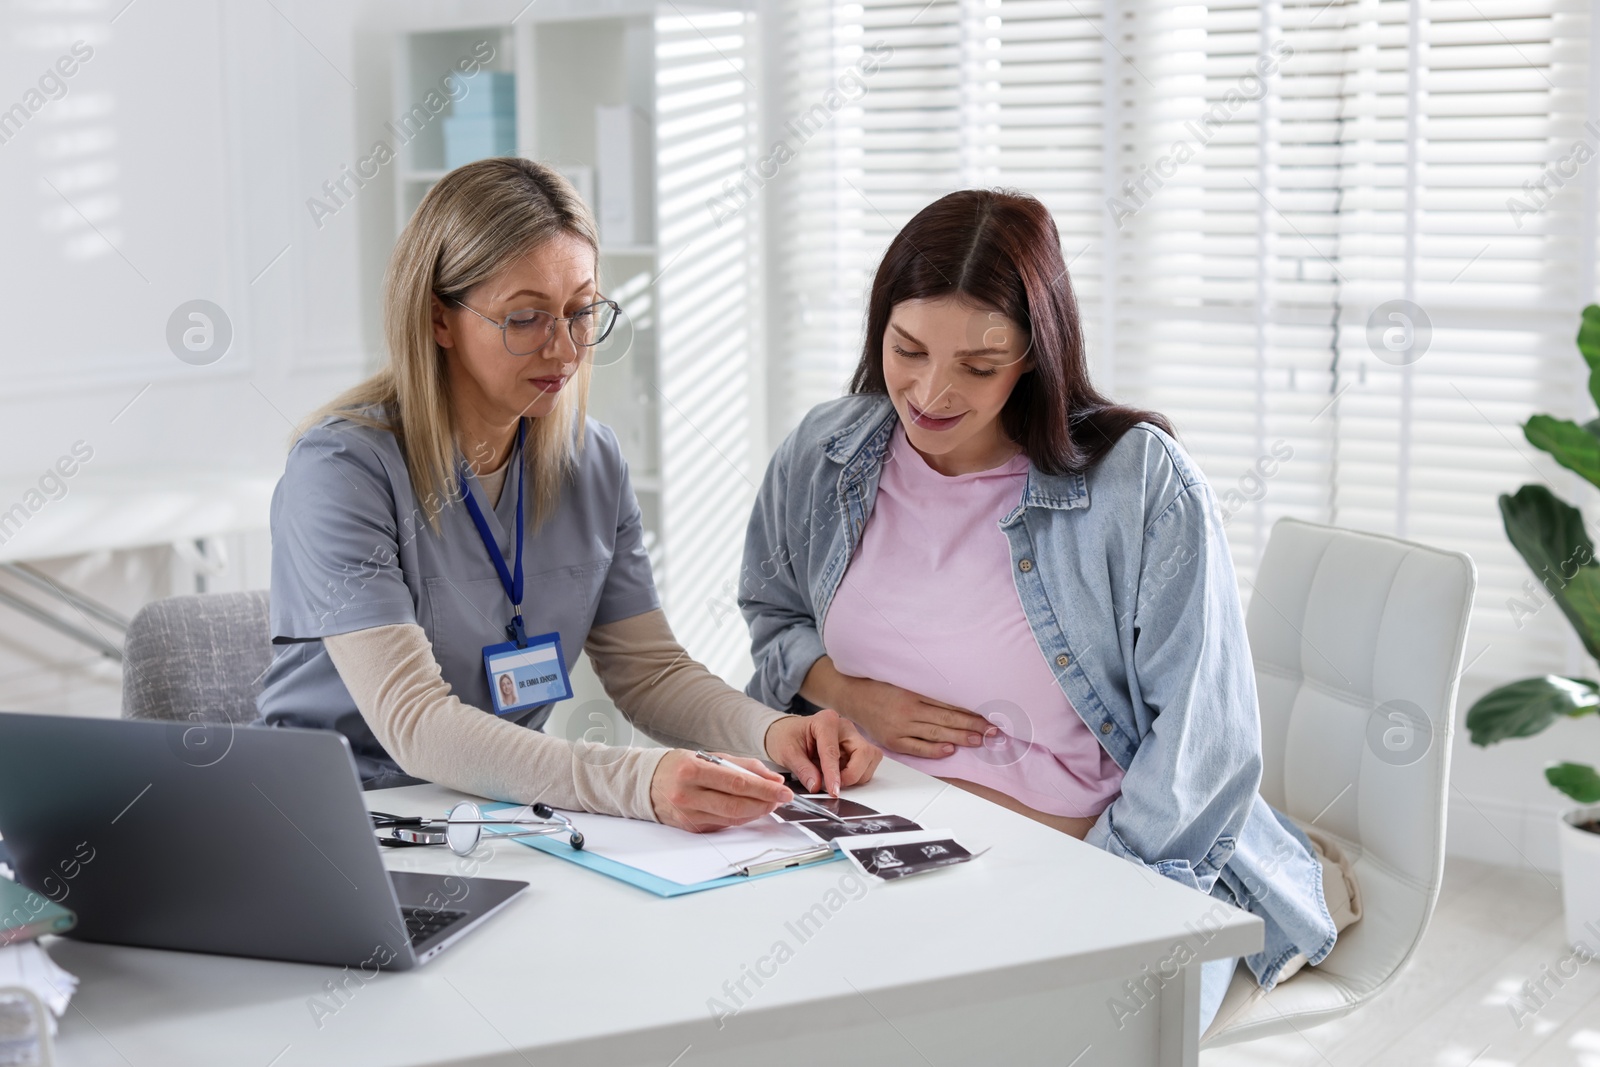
left=1201, top=517, right=1477, bottom=1047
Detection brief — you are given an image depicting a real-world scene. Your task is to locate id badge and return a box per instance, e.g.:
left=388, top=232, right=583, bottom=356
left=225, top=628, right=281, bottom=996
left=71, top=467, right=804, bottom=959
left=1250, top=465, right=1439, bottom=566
left=483, top=631, right=572, bottom=716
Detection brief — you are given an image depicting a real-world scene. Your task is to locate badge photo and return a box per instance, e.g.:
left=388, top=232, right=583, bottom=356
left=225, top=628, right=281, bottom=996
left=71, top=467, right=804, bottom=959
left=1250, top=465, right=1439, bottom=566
left=483, top=632, right=572, bottom=716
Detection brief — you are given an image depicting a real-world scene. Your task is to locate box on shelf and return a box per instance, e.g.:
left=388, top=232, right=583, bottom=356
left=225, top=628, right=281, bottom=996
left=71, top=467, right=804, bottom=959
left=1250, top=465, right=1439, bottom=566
left=444, top=70, right=516, bottom=169
left=444, top=116, right=517, bottom=169
left=454, top=70, right=515, bottom=117
left=595, top=105, right=652, bottom=247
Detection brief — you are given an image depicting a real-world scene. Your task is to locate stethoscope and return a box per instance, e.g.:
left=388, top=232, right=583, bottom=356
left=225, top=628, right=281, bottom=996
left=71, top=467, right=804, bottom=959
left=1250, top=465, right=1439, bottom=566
left=371, top=800, right=585, bottom=854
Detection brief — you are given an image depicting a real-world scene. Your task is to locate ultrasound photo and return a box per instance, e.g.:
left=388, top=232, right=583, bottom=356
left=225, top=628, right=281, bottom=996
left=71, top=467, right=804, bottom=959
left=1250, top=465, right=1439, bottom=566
left=799, top=815, right=923, bottom=842
left=771, top=796, right=879, bottom=822
left=846, top=838, right=975, bottom=880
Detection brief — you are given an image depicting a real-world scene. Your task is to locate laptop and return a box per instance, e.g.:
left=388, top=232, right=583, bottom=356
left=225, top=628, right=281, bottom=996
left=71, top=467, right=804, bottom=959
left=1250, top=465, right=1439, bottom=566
left=0, top=711, right=526, bottom=971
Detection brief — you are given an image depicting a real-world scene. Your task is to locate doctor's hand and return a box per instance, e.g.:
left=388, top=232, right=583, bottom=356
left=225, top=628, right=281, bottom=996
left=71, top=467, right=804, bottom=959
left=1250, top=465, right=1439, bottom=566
left=648, top=750, right=791, bottom=833
left=764, top=708, right=882, bottom=797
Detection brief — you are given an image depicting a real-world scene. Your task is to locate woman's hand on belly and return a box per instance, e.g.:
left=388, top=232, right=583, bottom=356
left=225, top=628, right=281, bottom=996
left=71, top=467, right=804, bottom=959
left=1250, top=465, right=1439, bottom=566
left=649, top=750, right=793, bottom=833
left=803, top=657, right=998, bottom=758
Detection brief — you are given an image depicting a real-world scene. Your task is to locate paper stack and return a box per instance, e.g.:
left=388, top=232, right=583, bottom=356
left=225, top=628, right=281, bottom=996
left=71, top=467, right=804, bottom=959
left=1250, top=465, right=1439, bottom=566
left=0, top=867, right=78, bottom=1065
left=0, top=941, right=76, bottom=1063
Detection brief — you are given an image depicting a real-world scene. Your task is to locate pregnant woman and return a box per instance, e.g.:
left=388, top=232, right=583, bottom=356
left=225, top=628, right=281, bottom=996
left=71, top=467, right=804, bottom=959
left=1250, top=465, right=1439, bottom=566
left=738, top=189, right=1359, bottom=1033
left=253, top=157, right=879, bottom=832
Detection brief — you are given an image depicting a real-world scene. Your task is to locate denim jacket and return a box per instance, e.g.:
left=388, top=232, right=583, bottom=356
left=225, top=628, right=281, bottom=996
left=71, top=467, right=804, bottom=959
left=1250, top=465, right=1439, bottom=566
left=738, top=394, right=1337, bottom=990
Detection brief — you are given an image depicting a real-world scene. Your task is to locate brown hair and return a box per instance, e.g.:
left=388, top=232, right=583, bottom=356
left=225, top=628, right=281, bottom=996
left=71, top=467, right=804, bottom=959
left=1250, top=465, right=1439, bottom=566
left=849, top=188, right=1172, bottom=474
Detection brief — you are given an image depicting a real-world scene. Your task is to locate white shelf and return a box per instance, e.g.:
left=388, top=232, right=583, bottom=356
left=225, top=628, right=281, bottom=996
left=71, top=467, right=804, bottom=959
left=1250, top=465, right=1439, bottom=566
left=394, top=13, right=677, bottom=625
left=386, top=5, right=762, bottom=682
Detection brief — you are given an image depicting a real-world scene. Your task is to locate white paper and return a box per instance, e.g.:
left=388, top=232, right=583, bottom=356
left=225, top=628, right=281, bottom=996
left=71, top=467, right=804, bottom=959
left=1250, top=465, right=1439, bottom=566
left=486, top=807, right=819, bottom=886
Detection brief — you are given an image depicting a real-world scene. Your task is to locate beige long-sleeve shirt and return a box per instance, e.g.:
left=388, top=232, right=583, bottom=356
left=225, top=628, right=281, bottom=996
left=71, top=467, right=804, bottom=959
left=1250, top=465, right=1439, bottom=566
left=322, top=457, right=786, bottom=821
left=324, top=612, right=786, bottom=821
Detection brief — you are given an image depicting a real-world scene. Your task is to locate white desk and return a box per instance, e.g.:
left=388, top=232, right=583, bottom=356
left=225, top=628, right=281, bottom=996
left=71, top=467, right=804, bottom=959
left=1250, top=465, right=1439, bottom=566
left=47, top=760, right=1261, bottom=1066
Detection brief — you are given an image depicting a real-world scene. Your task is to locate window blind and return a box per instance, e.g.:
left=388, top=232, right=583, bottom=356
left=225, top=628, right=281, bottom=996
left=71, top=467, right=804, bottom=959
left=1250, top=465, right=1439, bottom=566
left=771, top=0, right=1600, bottom=692
left=772, top=0, right=968, bottom=410
left=655, top=4, right=763, bottom=679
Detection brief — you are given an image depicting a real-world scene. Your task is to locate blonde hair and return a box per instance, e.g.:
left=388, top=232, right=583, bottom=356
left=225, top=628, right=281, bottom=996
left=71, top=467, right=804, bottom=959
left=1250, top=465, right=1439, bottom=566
left=302, top=157, right=597, bottom=532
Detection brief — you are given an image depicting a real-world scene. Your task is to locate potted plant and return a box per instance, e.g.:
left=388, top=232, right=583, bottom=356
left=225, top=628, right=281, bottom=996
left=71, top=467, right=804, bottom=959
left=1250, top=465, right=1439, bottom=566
left=1467, top=304, right=1600, bottom=952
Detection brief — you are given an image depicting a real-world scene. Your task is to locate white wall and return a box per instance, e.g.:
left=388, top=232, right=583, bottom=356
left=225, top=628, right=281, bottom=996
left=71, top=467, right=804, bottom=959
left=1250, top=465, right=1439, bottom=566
left=0, top=0, right=755, bottom=719
left=0, top=0, right=382, bottom=714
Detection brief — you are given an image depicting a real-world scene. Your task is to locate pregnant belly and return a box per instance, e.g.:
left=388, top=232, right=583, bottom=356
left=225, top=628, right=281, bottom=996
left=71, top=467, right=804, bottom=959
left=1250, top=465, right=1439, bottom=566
left=938, top=776, right=1103, bottom=840
left=890, top=726, right=1121, bottom=823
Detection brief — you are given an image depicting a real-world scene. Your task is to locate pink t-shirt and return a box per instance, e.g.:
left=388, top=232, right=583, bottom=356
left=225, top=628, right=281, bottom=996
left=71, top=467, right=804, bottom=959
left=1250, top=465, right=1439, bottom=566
left=822, top=423, right=1124, bottom=819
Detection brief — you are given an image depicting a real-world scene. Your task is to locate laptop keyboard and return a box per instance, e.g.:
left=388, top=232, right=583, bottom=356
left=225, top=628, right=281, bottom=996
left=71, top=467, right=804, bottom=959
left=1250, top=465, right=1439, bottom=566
left=402, top=906, right=468, bottom=945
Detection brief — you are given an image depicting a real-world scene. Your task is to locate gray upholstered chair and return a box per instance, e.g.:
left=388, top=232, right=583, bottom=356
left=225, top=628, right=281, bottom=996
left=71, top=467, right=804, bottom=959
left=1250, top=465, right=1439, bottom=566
left=121, top=591, right=273, bottom=724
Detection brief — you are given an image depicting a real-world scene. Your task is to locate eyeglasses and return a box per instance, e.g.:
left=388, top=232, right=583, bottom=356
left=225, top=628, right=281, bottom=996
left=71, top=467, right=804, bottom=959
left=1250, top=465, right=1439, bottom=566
left=450, top=297, right=621, bottom=358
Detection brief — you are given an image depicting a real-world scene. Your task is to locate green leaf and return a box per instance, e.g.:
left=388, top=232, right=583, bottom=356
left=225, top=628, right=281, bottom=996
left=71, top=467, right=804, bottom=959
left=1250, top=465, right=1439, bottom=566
left=1525, top=415, right=1600, bottom=492
left=1547, top=761, right=1600, bottom=804
left=1466, top=676, right=1600, bottom=746
left=1499, top=485, right=1600, bottom=661
left=1579, top=305, right=1600, bottom=411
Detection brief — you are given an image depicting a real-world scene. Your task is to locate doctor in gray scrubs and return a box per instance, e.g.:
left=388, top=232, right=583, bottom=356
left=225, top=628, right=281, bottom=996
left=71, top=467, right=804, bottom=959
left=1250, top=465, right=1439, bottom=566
left=254, top=157, right=879, bottom=831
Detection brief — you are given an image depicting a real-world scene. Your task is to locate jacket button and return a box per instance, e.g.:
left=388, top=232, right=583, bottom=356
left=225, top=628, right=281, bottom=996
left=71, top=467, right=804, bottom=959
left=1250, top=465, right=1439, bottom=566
left=1100, top=721, right=1113, bottom=734
left=1019, top=559, right=1033, bottom=572
left=1056, top=653, right=1070, bottom=667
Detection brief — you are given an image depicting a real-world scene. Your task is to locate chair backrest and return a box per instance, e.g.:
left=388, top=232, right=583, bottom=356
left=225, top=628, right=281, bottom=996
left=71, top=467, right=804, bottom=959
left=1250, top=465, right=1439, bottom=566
left=1247, top=518, right=1475, bottom=888
left=121, top=591, right=272, bottom=725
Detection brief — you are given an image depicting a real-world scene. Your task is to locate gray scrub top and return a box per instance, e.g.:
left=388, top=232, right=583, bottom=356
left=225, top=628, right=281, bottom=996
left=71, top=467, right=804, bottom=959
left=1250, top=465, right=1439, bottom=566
left=252, top=407, right=658, bottom=785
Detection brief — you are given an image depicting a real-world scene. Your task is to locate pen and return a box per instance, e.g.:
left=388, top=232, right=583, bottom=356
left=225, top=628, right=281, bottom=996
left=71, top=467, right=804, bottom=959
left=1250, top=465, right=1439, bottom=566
left=693, top=750, right=851, bottom=824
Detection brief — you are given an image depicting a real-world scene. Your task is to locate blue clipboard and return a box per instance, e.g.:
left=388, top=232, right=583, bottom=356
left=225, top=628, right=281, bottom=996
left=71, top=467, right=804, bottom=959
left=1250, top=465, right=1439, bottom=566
left=482, top=802, right=842, bottom=897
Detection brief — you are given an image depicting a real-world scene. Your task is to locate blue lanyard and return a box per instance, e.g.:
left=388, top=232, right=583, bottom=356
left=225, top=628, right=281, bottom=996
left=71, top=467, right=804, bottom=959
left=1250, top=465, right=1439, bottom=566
left=459, top=419, right=528, bottom=647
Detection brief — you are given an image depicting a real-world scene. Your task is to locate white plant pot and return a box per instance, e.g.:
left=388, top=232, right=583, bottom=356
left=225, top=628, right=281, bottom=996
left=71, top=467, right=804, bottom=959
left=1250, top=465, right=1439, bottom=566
left=1557, top=804, right=1600, bottom=952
